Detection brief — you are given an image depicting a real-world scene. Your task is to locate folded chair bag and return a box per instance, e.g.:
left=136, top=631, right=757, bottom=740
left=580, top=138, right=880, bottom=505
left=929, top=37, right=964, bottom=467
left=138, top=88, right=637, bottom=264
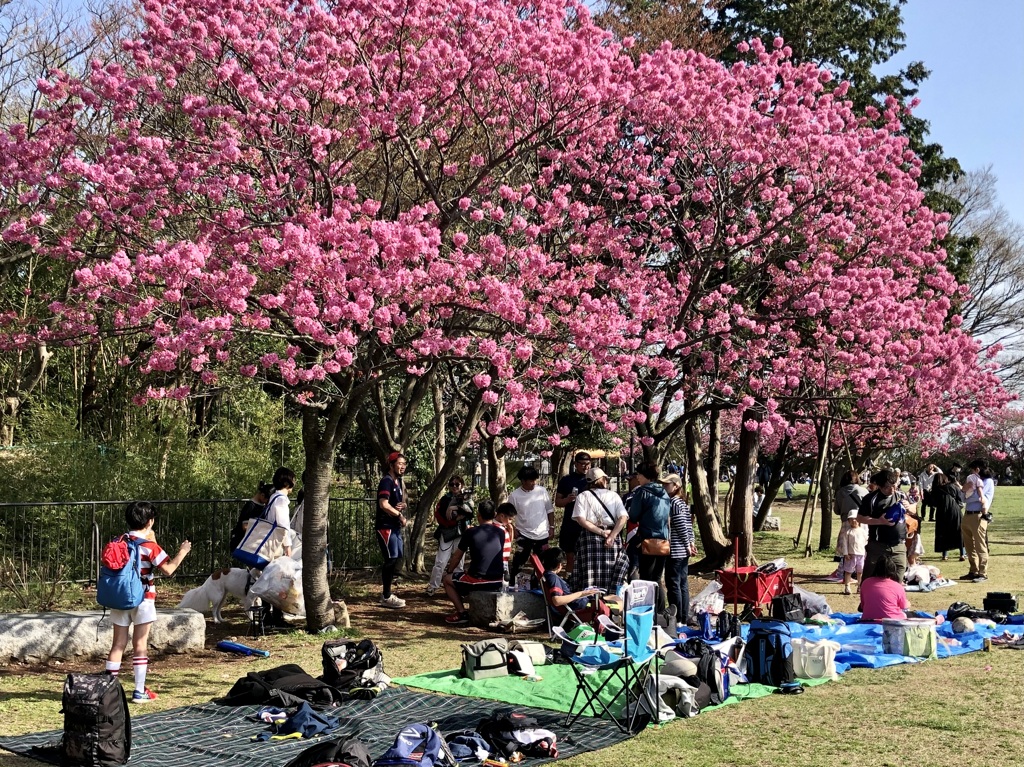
left=508, top=640, right=547, bottom=667
left=461, top=639, right=509, bottom=680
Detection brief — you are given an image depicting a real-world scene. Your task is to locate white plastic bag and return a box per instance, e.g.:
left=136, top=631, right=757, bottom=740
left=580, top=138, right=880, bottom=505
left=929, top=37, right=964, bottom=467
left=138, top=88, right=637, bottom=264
left=690, top=581, right=725, bottom=622
left=793, top=584, right=832, bottom=617
left=250, top=556, right=305, bottom=617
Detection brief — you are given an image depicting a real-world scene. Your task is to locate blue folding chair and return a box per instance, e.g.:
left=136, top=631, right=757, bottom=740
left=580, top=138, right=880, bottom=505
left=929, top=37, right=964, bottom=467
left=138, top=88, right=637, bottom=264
left=554, top=579, right=661, bottom=733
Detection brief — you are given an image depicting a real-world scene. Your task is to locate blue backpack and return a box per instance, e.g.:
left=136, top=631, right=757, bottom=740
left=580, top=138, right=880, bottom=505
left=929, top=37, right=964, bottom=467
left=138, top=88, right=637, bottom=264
left=745, top=619, right=795, bottom=687
left=97, top=535, right=145, bottom=610
left=373, top=723, right=451, bottom=767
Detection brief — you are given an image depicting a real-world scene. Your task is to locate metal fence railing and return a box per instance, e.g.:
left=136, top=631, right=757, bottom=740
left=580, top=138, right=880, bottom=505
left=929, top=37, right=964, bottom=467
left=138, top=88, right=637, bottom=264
left=0, top=497, right=380, bottom=584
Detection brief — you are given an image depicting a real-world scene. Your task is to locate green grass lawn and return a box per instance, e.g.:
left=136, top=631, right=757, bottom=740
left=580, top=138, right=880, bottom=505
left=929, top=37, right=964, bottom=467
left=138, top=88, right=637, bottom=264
left=1, top=486, right=1022, bottom=767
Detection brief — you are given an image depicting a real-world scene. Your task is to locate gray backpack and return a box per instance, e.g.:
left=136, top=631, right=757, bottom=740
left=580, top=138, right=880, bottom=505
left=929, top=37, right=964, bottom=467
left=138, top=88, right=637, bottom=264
left=461, top=638, right=509, bottom=680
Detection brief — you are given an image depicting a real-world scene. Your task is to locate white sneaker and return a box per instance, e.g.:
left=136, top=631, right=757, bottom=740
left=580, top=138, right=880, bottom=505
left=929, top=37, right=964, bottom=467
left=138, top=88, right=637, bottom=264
left=380, top=594, right=406, bottom=609
left=425, top=587, right=438, bottom=597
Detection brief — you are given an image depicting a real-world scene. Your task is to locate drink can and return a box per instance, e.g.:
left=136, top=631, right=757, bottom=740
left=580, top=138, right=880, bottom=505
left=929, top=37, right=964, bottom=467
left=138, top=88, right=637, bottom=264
left=983, top=638, right=992, bottom=652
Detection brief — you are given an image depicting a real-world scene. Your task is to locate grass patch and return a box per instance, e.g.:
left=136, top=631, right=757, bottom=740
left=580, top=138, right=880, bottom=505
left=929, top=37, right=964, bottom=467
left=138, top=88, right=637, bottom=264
left=2, top=486, right=1023, bottom=767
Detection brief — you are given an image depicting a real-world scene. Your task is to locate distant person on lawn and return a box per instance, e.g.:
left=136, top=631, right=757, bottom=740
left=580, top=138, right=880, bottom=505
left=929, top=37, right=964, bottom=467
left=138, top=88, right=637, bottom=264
left=105, top=501, right=191, bottom=703
left=441, top=501, right=517, bottom=625
left=376, top=452, right=409, bottom=609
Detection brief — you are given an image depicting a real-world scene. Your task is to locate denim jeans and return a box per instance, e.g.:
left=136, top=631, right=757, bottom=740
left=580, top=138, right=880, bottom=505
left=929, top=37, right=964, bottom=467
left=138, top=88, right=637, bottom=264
left=665, top=557, right=690, bottom=623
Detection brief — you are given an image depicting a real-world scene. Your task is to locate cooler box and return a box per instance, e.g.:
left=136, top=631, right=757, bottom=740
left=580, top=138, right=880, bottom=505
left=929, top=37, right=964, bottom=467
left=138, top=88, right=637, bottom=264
left=881, top=619, right=937, bottom=659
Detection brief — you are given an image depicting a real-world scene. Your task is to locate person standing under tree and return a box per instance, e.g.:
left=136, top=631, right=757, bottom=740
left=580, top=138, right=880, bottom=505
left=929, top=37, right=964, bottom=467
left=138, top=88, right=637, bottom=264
left=507, top=465, right=554, bottom=581
left=105, top=501, right=191, bottom=703
left=554, top=452, right=591, bottom=575
left=426, top=476, right=474, bottom=596
left=377, top=452, right=408, bottom=609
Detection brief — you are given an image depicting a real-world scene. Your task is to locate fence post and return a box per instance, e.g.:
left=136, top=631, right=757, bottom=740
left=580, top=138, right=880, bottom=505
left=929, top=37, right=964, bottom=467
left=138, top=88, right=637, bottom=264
left=90, top=502, right=99, bottom=586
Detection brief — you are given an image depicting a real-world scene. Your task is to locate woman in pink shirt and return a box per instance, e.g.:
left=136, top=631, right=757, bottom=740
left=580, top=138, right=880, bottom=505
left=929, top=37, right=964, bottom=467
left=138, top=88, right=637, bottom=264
left=859, top=554, right=908, bottom=621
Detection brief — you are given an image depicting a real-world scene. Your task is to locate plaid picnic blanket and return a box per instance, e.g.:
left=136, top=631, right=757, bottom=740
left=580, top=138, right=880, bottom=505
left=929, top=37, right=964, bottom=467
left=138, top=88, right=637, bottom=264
left=0, top=686, right=632, bottom=767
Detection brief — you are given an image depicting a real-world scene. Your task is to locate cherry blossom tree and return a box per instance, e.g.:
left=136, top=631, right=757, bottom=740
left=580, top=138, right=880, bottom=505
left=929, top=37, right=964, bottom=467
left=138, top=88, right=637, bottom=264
left=0, top=0, right=651, bottom=628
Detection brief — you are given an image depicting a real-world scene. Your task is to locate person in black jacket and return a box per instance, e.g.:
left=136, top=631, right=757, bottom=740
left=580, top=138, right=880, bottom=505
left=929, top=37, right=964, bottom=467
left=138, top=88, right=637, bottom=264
left=857, top=469, right=908, bottom=584
left=929, top=472, right=966, bottom=561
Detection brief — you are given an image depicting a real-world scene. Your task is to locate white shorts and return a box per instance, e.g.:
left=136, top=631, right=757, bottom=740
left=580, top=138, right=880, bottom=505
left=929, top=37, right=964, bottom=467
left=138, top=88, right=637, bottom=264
left=110, top=599, right=157, bottom=627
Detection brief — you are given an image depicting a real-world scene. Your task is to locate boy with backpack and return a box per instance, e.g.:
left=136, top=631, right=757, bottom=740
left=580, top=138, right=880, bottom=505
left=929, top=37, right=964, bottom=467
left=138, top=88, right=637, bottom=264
left=104, top=501, right=191, bottom=703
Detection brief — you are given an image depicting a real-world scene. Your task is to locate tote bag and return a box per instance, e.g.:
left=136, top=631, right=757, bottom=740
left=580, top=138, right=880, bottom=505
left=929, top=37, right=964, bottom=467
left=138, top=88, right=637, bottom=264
left=233, top=493, right=287, bottom=568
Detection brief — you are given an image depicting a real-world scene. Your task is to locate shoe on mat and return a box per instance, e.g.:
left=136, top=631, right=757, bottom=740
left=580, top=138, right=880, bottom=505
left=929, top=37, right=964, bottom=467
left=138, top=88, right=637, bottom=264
left=380, top=594, right=406, bottom=609
left=131, top=688, right=157, bottom=703
left=972, top=576, right=988, bottom=583
left=444, top=612, right=470, bottom=625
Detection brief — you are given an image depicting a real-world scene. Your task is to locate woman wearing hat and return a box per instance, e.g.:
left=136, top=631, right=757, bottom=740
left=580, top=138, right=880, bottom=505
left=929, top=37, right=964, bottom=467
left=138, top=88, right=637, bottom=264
left=570, top=467, right=630, bottom=593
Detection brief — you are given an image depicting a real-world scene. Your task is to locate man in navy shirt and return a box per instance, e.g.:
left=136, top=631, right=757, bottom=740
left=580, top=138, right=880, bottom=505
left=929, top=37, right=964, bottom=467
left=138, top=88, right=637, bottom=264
left=377, top=452, right=408, bottom=609
left=554, top=452, right=591, bottom=576
left=441, top=501, right=517, bottom=625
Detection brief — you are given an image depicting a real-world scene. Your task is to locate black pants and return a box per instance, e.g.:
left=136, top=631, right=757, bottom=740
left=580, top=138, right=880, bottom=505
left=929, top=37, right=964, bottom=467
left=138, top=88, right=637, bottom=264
left=637, top=553, right=667, bottom=611
left=509, top=537, right=549, bottom=579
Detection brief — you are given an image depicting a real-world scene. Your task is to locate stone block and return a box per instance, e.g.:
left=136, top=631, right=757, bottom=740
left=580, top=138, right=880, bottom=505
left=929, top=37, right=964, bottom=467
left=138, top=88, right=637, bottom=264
left=466, top=590, right=547, bottom=627
left=0, top=609, right=206, bottom=664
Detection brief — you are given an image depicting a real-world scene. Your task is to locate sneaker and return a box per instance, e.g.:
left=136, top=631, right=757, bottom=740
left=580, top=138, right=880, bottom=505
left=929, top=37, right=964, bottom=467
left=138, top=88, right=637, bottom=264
left=444, top=612, right=469, bottom=625
left=959, top=573, right=980, bottom=580
left=425, top=587, right=438, bottom=597
left=958, top=555, right=967, bottom=562
left=972, top=576, right=988, bottom=583
left=380, top=594, right=406, bottom=609
left=131, top=688, right=157, bottom=703
left=842, top=586, right=852, bottom=595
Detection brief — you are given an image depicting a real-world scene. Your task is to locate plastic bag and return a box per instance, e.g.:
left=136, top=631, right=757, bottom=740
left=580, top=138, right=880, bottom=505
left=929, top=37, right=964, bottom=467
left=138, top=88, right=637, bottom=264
left=689, top=581, right=725, bottom=622
left=793, top=584, right=831, bottom=618
left=250, top=556, right=305, bottom=616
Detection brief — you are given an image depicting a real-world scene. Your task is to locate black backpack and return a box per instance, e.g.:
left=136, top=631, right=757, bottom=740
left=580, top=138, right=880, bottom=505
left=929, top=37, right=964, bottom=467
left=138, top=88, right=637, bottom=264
left=770, top=593, right=804, bottom=622
left=948, top=601, right=1009, bottom=625
left=321, top=639, right=385, bottom=691
left=60, top=673, right=130, bottom=767
left=675, top=638, right=726, bottom=706
left=284, top=736, right=372, bottom=767
left=746, top=619, right=796, bottom=688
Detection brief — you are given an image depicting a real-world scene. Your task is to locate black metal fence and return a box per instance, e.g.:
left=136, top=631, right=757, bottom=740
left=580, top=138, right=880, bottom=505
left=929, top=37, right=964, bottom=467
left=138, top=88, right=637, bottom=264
left=0, top=497, right=381, bottom=584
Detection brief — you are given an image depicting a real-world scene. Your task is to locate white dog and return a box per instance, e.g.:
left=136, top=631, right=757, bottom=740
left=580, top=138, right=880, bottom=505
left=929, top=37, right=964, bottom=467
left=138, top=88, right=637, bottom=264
left=178, top=567, right=255, bottom=623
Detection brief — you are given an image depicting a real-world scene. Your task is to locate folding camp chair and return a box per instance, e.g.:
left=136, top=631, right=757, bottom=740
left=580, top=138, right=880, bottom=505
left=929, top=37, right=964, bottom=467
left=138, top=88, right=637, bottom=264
left=531, top=552, right=589, bottom=638
left=555, top=579, right=661, bottom=733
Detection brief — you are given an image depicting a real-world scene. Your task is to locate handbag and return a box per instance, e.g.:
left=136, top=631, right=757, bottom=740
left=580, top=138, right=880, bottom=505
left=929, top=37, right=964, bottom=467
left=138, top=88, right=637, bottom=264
left=233, top=492, right=287, bottom=568
left=641, top=537, right=670, bottom=556
left=461, top=639, right=509, bottom=680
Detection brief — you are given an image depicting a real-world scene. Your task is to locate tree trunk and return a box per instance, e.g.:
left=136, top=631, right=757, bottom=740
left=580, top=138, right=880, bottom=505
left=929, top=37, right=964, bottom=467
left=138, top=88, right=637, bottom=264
left=404, top=390, right=487, bottom=570
left=484, top=434, right=508, bottom=504
left=753, top=435, right=792, bottom=531
left=300, top=401, right=354, bottom=632
left=684, top=416, right=730, bottom=573
left=708, top=407, right=722, bottom=512
left=818, top=454, right=841, bottom=551
left=0, top=342, right=52, bottom=446
left=729, top=409, right=759, bottom=566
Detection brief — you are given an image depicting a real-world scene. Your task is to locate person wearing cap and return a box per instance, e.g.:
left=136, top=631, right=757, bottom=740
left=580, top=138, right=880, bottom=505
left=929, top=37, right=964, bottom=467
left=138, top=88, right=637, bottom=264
left=627, top=462, right=671, bottom=611
left=662, top=473, right=696, bottom=628
left=507, top=465, right=554, bottom=581
left=554, top=452, right=592, bottom=574
left=571, top=466, right=630, bottom=593
left=376, top=452, right=408, bottom=609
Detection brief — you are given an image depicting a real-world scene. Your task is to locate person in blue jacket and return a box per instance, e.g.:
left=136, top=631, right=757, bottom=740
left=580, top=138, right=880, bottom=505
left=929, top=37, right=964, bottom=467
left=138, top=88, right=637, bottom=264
left=627, top=463, right=671, bottom=611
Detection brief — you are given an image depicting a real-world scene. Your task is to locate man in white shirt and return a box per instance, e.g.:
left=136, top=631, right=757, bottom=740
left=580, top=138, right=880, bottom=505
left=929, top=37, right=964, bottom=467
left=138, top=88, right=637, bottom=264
left=507, top=465, right=554, bottom=580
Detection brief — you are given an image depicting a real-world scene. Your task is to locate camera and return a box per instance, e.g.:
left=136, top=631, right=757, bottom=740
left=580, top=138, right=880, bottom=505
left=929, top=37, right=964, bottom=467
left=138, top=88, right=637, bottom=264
left=981, top=511, right=993, bottom=522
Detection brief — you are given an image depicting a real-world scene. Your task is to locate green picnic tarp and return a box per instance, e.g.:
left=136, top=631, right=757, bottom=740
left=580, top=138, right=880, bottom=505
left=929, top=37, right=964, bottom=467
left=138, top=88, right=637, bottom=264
left=393, top=662, right=833, bottom=716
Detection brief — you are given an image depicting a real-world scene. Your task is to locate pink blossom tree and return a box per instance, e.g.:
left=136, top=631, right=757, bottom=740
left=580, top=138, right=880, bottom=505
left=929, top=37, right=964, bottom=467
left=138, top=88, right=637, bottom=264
left=596, top=39, right=1008, bottom=567
left=0, top=0, right=652, bottom=628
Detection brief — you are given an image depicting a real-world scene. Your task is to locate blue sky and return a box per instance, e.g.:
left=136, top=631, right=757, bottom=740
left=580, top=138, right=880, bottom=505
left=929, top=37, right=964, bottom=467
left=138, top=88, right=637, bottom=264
left=881, top=0, right=1024, bottom=220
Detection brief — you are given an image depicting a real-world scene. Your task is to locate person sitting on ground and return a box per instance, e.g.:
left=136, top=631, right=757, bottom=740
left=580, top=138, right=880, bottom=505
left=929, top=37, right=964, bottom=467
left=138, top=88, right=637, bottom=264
left=540, top=547, right=610, bottom=627
left=858, top=554, right=909, bottom=622
left=441, top=500, right=517, bottom=625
